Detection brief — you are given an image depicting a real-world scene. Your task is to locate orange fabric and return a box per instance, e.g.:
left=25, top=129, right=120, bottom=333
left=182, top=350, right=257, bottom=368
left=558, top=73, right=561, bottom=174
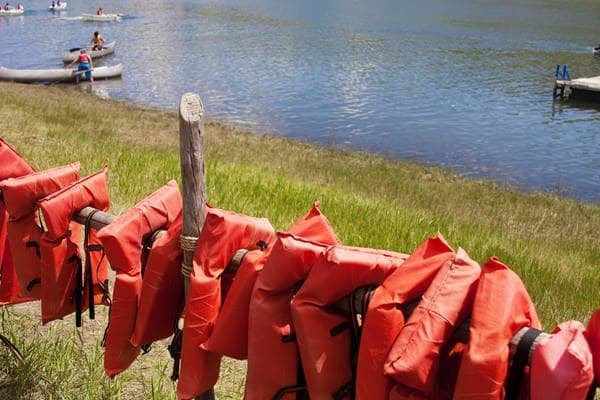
left=203, top=202, right=339, bottom=361
left=177, top=207, right=274, bottom=400
left=530, top=320, right=594, bottom=400
left=38, top=167, right=110, bottom=324
left=384, top=248, right=480, bottom=396
left=356, top=235, right=455, bottom=400
left=0, top=163, right=80, bottom=300
left=130, top=210, right=184, bottom=347
left=245, top=234, right=334, bottom=399
left=586, top=309, right=600, bottom=385
left=0, top=138, right=35, bottom=306
left=454, top=257, right=541, bottom=400
left=97, top=181, right=181, bottom=377
left=291, top=245, right=407, bottom=399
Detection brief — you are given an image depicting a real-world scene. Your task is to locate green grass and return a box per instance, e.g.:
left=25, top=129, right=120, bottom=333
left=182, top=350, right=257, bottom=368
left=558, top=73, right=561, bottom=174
left=0, top=82, right=598, bottom=399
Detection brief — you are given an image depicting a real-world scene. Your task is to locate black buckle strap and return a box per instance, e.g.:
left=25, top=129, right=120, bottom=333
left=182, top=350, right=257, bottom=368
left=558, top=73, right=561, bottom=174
left=26, top=278, right=41, bottom=292
left=272, top=385, right=309, bottom=400
left=505, top=327, right=544, bottom=399
left=332, top=379, right=354, bottom=400
left=168, top=327, right=183, bottom=381
left=282, top=333, right=297, bottom=343
left=25, top=241, right=41, bottom=258
left=68, top=254, right=84, bottom=328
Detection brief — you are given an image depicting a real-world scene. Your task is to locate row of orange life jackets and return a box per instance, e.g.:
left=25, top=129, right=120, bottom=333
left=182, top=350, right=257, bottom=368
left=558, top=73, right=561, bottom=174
left=1, top=138, right=598, bottom=400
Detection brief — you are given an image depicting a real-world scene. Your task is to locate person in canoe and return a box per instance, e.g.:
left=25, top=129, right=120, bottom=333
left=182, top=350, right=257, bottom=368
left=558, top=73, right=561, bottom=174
left=66, top=49, right=94, bottom=84
left=96, top=7, right=103, bottom=15
left=3, top=2, right=12, bottom=10
left=16, top=2, right=22, bottom=9
left=90, top=31, right=105, bottom=51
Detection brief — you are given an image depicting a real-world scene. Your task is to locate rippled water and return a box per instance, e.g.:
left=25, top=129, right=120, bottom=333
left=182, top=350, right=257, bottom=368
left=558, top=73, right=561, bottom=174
left=1, top=0, right=599, bottom=201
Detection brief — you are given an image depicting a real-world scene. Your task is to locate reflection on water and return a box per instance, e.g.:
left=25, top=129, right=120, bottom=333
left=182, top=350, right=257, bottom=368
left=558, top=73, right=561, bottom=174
left=0, top=0, right=599, bottom=201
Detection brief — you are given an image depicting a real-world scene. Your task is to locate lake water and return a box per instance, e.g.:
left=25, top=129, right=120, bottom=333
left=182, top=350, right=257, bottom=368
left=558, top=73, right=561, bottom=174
left=1, top=0, right=599, bottom=201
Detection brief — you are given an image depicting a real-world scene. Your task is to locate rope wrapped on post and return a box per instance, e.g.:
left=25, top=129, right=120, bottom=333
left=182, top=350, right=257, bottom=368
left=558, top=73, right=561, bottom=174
left=179, top=235, right=199, bottom=278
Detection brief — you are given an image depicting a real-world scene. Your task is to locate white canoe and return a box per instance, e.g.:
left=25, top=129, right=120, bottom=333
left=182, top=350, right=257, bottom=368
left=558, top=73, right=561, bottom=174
left=81, top=13, right=121, bottom=22
left=0, top=64, right=123, bottom=83
left=0, top=8, right=24, bottom=15
left=62, top=41, right=116, bottom=63
left=48, top=2, right=67, bottom=10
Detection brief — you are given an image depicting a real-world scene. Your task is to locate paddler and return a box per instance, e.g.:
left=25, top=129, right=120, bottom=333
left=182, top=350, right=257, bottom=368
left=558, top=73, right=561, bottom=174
left=66, top=49, right=94, bottom=84
left=90, top=31, right=105, bottom=51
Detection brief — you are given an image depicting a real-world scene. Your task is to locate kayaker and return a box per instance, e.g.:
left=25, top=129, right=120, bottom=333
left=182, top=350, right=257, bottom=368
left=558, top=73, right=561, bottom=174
left=66, top=49, right=94, bottom=84
left=90, top=31, right=105, bottom=51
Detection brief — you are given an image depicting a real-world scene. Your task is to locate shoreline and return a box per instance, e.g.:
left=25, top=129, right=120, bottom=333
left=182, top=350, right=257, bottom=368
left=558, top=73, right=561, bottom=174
left=89, top=86, right=597, bottom=204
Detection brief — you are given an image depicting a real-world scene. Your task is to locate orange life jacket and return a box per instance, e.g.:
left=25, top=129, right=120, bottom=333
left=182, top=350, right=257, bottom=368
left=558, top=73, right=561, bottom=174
left=586, top=309, right=600, bottom=388
left=384, top=248, right=480, bottom=396
left=97, top=180, right=182, bottom=378
left=0, top=163, right=80, bottom=300
left=246, top=234, right=341, bottom=399
left=453, top=257, right=541, bottom=400
left=0, top=138, right=35, bottom=306
left=202, top=202, right=339, bottom=361
left=130, top=194, right=184, bottom=347
left=38, top=167, right=110, bottom=325
left=356, top=235, right=455, bottom=400
left=291, top=245, right=407, bottom=399
left=530, top=320, right=594, bottom=400
left=177, top=207, right=274, bottom=400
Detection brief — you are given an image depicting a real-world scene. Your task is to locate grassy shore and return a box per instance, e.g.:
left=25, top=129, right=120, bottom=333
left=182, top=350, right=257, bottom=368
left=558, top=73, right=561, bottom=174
left=0, top=82, right=598, bottom=399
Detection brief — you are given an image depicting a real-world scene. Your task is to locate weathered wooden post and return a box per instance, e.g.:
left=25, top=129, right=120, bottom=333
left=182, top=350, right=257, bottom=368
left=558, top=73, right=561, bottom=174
left=177, top=93, right=215, bottom=400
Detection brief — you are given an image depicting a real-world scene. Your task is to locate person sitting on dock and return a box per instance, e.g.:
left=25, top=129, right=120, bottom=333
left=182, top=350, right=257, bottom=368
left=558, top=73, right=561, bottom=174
left=90, top=31, right=105, bottom=51
left=66, top=49, right=94, bottom=84
left=96, top=7, right=103, bottom=15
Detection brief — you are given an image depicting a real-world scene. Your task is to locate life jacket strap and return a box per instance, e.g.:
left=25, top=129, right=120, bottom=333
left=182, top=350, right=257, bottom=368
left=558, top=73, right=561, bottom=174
left=26, top=278, right=41, bottom=292
left=167, top=327, right=183, bottom=381
left=505, top=327, right=544, bottom=399
left=332, top=379, right=353, bottom=400
left=25, top=240, right=41, bottom=258
left=272, top=384, right=309, bottom=400
left=68, top=254, right=84, bottom=328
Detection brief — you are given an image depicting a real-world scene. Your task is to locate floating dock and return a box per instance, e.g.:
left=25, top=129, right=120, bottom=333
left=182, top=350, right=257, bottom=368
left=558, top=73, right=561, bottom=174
left=554, top=75, right=600, bottom=100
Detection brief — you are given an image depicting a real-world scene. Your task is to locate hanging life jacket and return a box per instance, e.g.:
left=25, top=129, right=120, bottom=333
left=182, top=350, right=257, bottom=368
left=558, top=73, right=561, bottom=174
left=291, top=245, right=408, bottom=400
left=37, top=166, right=111, bottom=326
left=384, top=248, right=480, bottom=397
left=245, top=219, right=340, bottom=399
left=97, top=180, right=182, bottom=378
left=0, top=163, right=81, bottom=300
left=530, top=320, right=594, bottom=400
left=129, top=209, right=184, bottom=348
left=0, top=138, right=35, bottom=306
left=355, top=235, right=455, bottom=400
left=453, top=257, right=541, bottom=400
left=202, top=202, right=340, bottom=361
left=177, top=207, right=274, bottom=400
left=585, top=309, right=600, bottom=397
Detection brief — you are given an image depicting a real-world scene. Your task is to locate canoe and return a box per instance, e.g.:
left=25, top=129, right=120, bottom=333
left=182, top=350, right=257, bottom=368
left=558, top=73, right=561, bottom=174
left=0, top=64, right=124, bottom=83
left=48, top=2, right=67, bottom=10
left=0, top=8, right=24, bottom=15
left=81, top=13, right=121, bottom=22
left=62, top=41, right=116, bottom=63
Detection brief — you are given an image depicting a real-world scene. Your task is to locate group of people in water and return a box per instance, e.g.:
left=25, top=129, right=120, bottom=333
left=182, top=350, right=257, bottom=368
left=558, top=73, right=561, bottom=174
left=2, top=2, right=24, bottom=10
left=66, top=31, right=106, bottom=84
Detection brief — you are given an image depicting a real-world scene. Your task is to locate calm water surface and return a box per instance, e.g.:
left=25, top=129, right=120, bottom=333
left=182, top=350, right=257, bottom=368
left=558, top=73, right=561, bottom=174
left=1, top=0, right=599, bottom=201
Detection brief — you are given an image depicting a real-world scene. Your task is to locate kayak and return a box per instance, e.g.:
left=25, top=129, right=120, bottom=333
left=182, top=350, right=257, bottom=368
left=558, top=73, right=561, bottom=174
left=62, top=41, right=116, bottom=63
left=81, top=13, right=121, bottom=21
left=48, top=2, right=67, bottom=10
left=0, top=8, right=24, bottom=15
left=0, top=64, right=124, bottom=83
